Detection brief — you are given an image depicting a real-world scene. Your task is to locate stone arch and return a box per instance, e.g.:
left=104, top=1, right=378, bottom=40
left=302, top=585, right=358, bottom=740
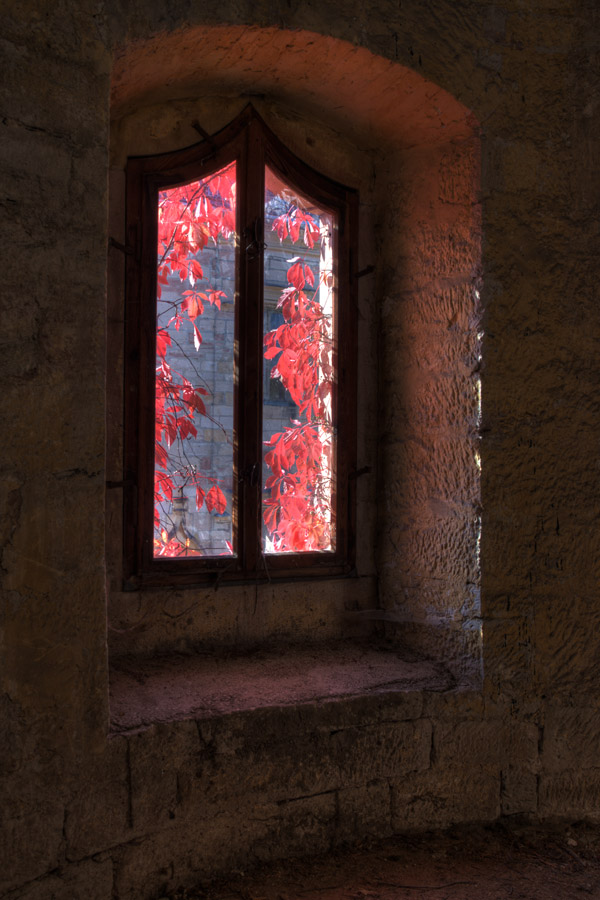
left=110, top=25, right=474, bottom=150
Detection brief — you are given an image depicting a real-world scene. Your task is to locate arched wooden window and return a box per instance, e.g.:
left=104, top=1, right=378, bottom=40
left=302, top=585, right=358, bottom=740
left=123, top=107, right=357, bottom=587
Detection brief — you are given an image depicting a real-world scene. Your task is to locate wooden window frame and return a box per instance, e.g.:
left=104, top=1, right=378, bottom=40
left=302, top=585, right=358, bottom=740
left=123, top=106, right=358, bottom=589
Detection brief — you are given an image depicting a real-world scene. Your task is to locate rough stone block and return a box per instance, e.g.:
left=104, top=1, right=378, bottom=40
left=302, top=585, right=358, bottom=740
left=252, top=792, right=337, bottom=862
left=196, top=708, right=340, bottom=804
left=200, top=732, right=333, bottom=805
left=0, top=804, right=64, bottom=896
left=300, top=691, right=426, bottom=728
left=482, top=617, right=534, bottom=694
left=114, top=793, right=336, bottom=900
left=65, top=736, right=130, bottom=859
left=336, top=779, right=392, bottom=843
left=128, top=721, right=199, bottom=831
left=541, top=706, right=600, bottom=773
left=434, top=719, right=538, bottom=771
left=3, top=859, right=113, bottom=900
left=500, top=767, right=538, bottom=816
left=422, top=689, right=484, bottom=720
left=391, top=768, right=500, bottom=831
left=539, top=770, right=600, bottom=822
left=329, top=719, right=432, bottom=784
left=193, top=701, right=432, bottom=809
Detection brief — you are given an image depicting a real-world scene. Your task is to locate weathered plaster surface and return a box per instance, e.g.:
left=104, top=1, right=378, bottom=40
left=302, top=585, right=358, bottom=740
left=1, top=0, right=599, bottom=896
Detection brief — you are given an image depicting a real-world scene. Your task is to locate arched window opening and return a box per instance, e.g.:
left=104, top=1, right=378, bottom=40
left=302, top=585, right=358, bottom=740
left=123, top=107, right=358, bottom=589
left=107, top=35, right=480, bottom=681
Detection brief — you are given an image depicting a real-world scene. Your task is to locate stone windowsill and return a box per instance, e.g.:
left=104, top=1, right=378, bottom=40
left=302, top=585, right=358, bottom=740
left=109, top=641, right=458, bottom=734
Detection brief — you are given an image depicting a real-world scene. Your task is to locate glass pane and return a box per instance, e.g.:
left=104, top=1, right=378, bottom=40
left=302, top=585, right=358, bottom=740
left=154, top=163, right=237, bottom=558
left=262, top=167, right=337, bottom=553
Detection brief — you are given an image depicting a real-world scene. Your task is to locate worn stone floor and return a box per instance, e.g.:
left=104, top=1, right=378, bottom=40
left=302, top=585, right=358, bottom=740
left=157, top=823, right=600, bottom=900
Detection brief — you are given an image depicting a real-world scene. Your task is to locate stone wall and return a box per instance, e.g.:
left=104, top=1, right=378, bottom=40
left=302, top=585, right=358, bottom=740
left=2, top=0, right=599, bottom=898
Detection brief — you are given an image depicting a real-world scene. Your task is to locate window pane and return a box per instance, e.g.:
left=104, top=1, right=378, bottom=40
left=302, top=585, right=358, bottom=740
left=262, top=167, right=337, bottom=553
left=154, top=163, right=237, bottom=558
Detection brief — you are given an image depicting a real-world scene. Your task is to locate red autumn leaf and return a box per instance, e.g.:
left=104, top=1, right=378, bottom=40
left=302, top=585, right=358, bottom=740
left=181, top=290, right=204, bottom=320
left=163, top=412, right=178, bottom=447
left=196, top=485, right=205, bottom=510
left=193, top=322, right=202, bottom=351
left=155, top=442, right=169, bottom=468
left=303, top=221, right=318, bottom=248
left=154, top=471, right=173, bottom=505
left=287, top=260, right=305, bottom=290
left=167, top=313, right=184, bottom=331
left=186, top=389, right=206, bottom=416
left=178, top=418, right=197, bottom=440
left=206, top=485, right=227, bottom=514
left=206, top=289, right=226, bottom=309
left=189, top=259, right=203, bottom=284
left=272, top=214, right=288, bottom=241
left=156, top=329, right=171, bottom=358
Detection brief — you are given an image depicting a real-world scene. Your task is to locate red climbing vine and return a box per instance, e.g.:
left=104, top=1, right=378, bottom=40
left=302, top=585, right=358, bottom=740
left=153, top=165, right=235, bottom=557
left=152, top=163, right=336, bottom=558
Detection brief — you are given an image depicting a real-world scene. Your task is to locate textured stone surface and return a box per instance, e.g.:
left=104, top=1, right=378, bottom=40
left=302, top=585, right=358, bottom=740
left=113, top=794, right=338, bottom=899
left=434, top=720, right=539, bottom=771
left=336, top=780, right=393, bottom=842
left=64, top=736, right=130, bottom=860
left=501, top=767, right=538, bottom=817
left=391, top=768, right=500, bottom=832
left=3, top=860, right=114, bottom=900
left=2, top=0, right=600, bottom=897
left=541, top=706, right=600, bottom=774
left=109, top=645, right=452, bottom=730
left=539, top=771, right=600, bottom=823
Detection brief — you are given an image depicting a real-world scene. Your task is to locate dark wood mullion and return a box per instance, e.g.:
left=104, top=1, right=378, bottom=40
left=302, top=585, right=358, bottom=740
left=239, top=117, right=266, bottom=575
left=123, top=158, right=144, bottom=585
left=336, top=187, right=359, bottom=569
left=231, top=144, right=245, bottom=570
left=139, top=174, right=162, bottom=575
left=235, top=130, right=250, bottom=571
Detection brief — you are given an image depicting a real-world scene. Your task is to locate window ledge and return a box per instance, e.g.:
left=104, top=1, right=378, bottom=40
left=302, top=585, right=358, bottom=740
left=109, top=641, right=457, bottom=734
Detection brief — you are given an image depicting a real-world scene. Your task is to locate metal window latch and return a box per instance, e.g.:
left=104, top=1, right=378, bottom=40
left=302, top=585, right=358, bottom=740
left=108, top=237, right=135, bottom=256
left=240, top=463, right=259, bottom=486
left=106, top=476, right=136, bottom=489
left=245, top=218, right=266, bottom=260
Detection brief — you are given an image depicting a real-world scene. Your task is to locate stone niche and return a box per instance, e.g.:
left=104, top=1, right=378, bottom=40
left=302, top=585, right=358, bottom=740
left=107, top=26, right=482, bottom=696
left=4, top=4, right=600, bottom=899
